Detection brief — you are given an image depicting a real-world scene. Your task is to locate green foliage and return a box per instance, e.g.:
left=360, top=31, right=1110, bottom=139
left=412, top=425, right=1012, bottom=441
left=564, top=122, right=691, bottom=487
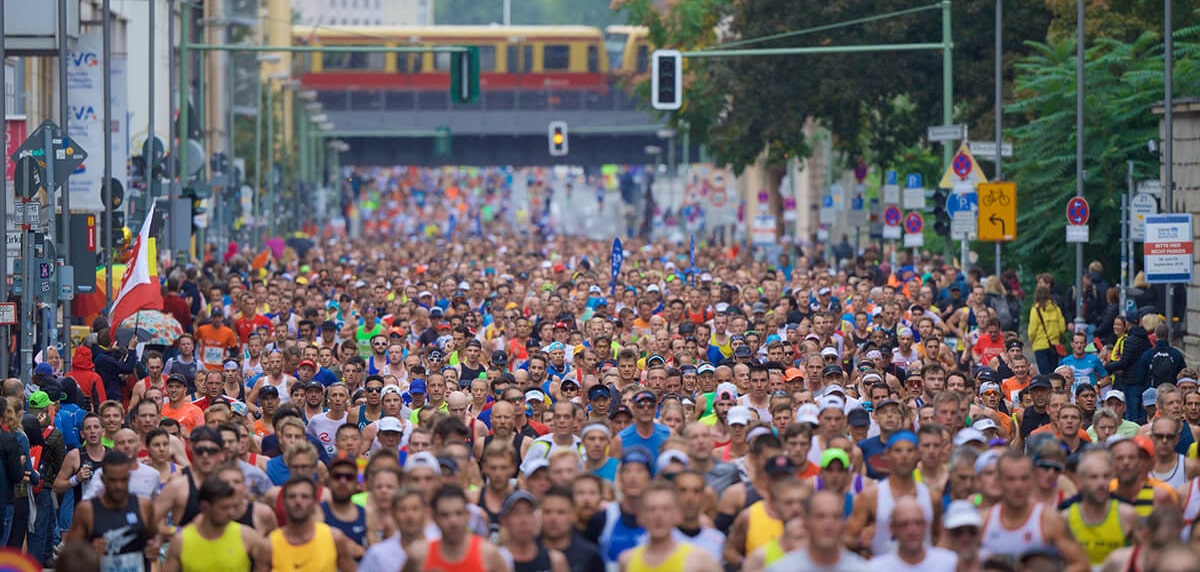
left=623, top=0, right=1054, bottom=175
left=434, top=0, right=622, bottom=26
left=1006, top=27, right=1200, bottom=288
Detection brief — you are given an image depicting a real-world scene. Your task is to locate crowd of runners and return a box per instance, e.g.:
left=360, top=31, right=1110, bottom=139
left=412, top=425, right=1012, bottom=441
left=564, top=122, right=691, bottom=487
left=0, top=190, right=1198, bottom=572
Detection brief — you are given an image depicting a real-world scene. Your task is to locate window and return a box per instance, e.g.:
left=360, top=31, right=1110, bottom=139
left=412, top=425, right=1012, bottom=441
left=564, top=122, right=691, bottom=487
left=543, top=45, right=570, bottom=71
left=587, top=45, right=599, bottom=73
left=476, top=45, right=496, bottom=71
left=322, top=50, right=386, bottom=70
left=521, top=45, right=533, bottom=72
left=397, top=54, right=423, bottom=73
left=636, top=45, right=649, bottom=73
left=506, top=45, right=518, bottom=73
left=605, top=34, right=628, bottom=70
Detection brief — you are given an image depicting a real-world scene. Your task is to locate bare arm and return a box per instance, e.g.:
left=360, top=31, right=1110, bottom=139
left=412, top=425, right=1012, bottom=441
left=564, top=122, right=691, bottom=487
left=163, top=529, right=185, bottom=572
left=722, top=511, right=748, bottom=568
left=549, top=549, right=569, bottom=572
left=333, top=529, right=357, bottom=572
left=689, top=547, right=724, bottom=572
left=1043, top=507, right=1091, bottom=572
left=54, top=449, right=82, bottom=494
left=844, top=488, right=875, bottom=552
left=245, top=527, right=272, bottom=572
left=64, top=499, right=92, bottom=544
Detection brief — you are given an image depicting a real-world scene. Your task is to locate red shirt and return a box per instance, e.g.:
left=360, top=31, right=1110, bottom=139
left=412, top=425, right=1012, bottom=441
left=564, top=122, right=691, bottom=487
left=234, top=314, right=273, bottom=345
left=972, top=334, right=1006, bottom=365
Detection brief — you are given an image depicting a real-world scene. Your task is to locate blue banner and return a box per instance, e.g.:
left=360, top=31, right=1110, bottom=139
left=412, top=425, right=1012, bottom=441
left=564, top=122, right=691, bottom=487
left=610, top=238, right=623, bottom=296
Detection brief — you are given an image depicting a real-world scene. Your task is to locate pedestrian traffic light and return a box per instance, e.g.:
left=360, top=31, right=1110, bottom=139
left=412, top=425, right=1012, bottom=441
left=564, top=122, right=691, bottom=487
left=548, top=121, right=568, bottom=157
left=651, top=50, right=683, bottom=111
left=450, top=46, right=480, bottom=104
left=932, top=188, right=951, bottom=236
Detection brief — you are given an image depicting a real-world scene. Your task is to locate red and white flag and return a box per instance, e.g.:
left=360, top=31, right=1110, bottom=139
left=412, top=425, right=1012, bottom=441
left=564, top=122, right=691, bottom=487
left=109, top=203, right=163, bottom=336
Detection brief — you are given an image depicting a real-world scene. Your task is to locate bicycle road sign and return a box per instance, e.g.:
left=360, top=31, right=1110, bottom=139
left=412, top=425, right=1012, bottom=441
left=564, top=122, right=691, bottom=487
left=976, top=181, right=1016, bottom=242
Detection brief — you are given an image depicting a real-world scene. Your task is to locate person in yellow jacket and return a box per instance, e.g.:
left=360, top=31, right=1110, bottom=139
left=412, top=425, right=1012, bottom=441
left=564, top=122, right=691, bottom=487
left=1028, top=285, right=1068, bottom=376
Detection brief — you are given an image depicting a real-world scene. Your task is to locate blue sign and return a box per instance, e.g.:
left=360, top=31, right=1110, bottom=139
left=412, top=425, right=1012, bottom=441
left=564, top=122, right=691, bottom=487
left=886, top=170, right=898, bottom=186
left=610, top=238, right=623, bottom=295
left=851, top=196, right=864, bottom=211
left=884, top=206, right=902, bottom=226
left=822, top=195, right=834, bottom=208
left=904, top=212, right=924, bottom=234
left=905, top=173, right=922, bottom=189
left=946, top=192, right=978, bottom=217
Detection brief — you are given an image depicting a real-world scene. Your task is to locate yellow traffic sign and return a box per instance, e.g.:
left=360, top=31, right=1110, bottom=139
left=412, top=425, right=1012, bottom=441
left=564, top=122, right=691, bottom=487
left=939, top=143, right=988, bottom=188
left=977, top=181, right=1016, bottom=242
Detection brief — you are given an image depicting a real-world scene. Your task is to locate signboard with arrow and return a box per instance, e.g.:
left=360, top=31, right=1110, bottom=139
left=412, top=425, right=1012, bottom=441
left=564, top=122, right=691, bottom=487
left=976, top=181, right=1016, bottom=242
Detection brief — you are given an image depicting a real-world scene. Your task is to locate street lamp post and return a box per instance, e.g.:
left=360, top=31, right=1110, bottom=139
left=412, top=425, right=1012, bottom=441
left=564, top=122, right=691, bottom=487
left=264, top=72, right=290, bottom=240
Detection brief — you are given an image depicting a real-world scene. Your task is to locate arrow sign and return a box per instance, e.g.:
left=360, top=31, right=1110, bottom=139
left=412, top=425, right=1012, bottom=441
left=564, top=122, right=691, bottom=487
left=1066, top=197, right=1090, bottom=225
left=989, top=213, right=1006, bottom=235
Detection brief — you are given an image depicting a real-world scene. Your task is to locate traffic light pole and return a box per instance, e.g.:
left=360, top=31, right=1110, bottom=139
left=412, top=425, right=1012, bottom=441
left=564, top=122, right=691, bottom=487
left=681, top=0, right=955, bottom=262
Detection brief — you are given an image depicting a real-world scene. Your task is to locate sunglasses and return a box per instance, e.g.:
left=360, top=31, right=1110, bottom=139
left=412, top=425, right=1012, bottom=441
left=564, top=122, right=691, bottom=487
left=634, top=401, right=656, bottom=409
left=1152, top=432, right=1177, bottom=441
left=1035, top=461, right=1064, bottom=473
left=365, top=387, right=382, bottom=394
left=194, top=446, right=222, bottom=457
left=331, top=472, right=358, bottom=482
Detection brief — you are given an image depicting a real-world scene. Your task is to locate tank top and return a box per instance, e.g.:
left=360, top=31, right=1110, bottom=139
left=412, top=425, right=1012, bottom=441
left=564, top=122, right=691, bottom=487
left=89, top=494, right=150, bottom=572
left=1020, top=408, right=1052, bottom=438
left=424, top=535, right=486, bottom=572
left=762, top=538, right=786, bottom=568
left=1152, top=454, right=1189, bottom=488
left=357, top=405, right=380, bottom=431
left=76, top=447, right=107, bottom=507
left=1182, top=478, right=1200, bottom=539
left=320, top=502, right=367, bottom=550
left=744, top=500, right=783, bottom=555
left=981, top=502, right=1050, bottom=560
left=1111, top=479, right=1172, bottom=518
left=274, top=484, right=324, bottom=526
left=235, top=502, right=255, bottom=527
left=1067, top=500, right=1126, bottom=566
left=476, top=488, right=505, bottom=544
left=180, top=468, right=203, bottom=526
left=625, top=543, right=693, bottom=572
left=513, top=542, right=552, bottom=572
left=870, top=479, right=934, bottom=556
left=181, top=521, right=252, bottom=572
left=269, top=522, right=338, bottom=572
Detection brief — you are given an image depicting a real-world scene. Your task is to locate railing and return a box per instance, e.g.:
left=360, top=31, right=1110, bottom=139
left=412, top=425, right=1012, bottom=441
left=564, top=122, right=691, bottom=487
left=315, top=80, right=645, bottom=113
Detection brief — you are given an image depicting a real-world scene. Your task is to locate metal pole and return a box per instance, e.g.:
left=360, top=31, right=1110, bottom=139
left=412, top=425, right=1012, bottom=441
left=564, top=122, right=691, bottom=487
left=1074, top=0, right=1085, bottom=332
left=103, top=0, right=113, bottom=316
left=147, top=0, right=156, bottom=260
left=994, top=0, right=1003, bottom=278
left=503, top=0, right=510, bottom=25
left=0, top=0, right=9, bottom=377
left=1164, top=0, right=1174, bottom=333
left=266, top=82, right=275, bottom=240
left=58, top=0, right=71, bottom=348
left=942, top=0, right=963, bottom=271
left=253, top=74, right=263, bottom=249
left=179, top=1, right=191, bottom=262
left=167, top=0, right=177, bottom=257
left=1121, top=163, right=1130, bottom=315
left=225, top=31, right=235, bottom=254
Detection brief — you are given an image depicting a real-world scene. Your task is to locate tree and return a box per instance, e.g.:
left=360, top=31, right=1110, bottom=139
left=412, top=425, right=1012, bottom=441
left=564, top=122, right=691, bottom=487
left=1005, top=27, right=1200, bottom=290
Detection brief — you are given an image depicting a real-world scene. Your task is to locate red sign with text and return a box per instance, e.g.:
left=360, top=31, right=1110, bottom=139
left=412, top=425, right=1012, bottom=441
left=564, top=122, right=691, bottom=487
left=5, top=117, right=26, bottom=182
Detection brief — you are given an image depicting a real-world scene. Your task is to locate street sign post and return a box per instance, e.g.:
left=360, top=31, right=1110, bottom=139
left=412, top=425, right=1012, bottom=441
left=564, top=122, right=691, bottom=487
left=967, top=141, right=1013, bottom=159
left=927, top=124, right=966, bottom=142
left=976, top=181, right=1016, bottom=242
left=883, top=170, right=900, bottom=205
left=1130, top=193, right=1157, bottom=242
left=939, top=144, right=988, bottom=189
left=1065, top=196, right=1090, bottom=243
left=947, top=183, right=978, bottom=239
left=883, top=205, right=902, bottom=240
left=1143, top=214, right=1193, bottom=283
left=902, top=173, right=924, bottom=210
left=904, top=211, right=924, bottom=248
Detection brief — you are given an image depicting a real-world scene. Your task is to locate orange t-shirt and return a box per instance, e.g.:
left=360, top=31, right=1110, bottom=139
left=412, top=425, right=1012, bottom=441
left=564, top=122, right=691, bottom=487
left=162, top=401, right=205, bottom=435
left=1031, top=425, right=1092, bottom=443
left=195, top=324, right=239, bottom=370
left=1001, top=376, right=1030, bottom=405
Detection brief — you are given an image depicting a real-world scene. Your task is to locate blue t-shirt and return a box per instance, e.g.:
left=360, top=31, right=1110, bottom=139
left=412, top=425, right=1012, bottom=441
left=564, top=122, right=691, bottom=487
left=858, top=435, right=890, bottom=480
left=1060, top=353, right=1107, bottom=391
left=618, top=423, right=671, bottom=458
left=592, top=457, right=620, bottom=483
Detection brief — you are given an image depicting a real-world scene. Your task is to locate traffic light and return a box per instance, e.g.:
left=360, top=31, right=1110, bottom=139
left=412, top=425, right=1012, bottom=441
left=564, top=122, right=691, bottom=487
left=450, top=46, right=480, bottom=104
left=932, top=188, right=950, bottom=236
left=110, top=211, right=126, bottom=246
left=548, top=121, right=568, bottom=157
left=651, top=50, right=683, bottom=111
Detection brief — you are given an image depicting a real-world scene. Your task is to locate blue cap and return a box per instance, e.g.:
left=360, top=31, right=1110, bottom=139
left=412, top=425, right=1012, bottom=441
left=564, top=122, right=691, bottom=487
left=34, top=363, right=54, bottom=377
left=1143, top=387, right=1157, bottom=407
left=409, top=379, right=427, bottom=394
left=621, top=446, right=654, bottom=472
left=588, top=385, right=611, bottom=400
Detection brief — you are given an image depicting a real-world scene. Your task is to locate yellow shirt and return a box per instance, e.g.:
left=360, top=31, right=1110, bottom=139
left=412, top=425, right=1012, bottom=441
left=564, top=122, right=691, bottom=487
left=269, top=522, right=338, bottom=572
left=626, top=543, right=694, bottom=572
left=181, top=522, right=251, bottom=572
left=745, top=500, right=783, bottom=555
left=1066, top=500, right=1126, bottom=566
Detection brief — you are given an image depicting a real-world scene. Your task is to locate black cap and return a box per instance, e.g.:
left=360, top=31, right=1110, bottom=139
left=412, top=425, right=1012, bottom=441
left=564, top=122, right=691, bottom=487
left=166, top=373, right=188, bottom=386
left=501, top=490, right=538, bottom=516
left=491, top=350, right=508, bottom=365
left=259, top=385, right=280, bottom=398
left=822, top=364, right=845, bottom=377
left=633, top=390, right=657, bottom=404
left=763, top=455, right=795, bottom=476
left=1029, top=375, right=1053, bottom=391
left=975, top=368, right=1000, bottom=383
left=847, top=407, right=871, bottom=427
left=588, top=385, right=611, bottom=401
left=609, top=405, right=633, bottom=420
left=734, top=345, right=753, bottom=358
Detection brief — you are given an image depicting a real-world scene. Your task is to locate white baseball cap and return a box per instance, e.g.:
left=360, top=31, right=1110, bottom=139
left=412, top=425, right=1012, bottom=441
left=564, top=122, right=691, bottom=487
left=727, top=406, right=752, bottom=426
left=797, top=403, right=820, bottom=425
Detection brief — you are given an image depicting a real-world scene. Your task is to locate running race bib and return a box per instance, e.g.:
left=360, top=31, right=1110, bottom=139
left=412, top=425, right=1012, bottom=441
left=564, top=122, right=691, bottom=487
left=203, top=345, right=224, bottom=366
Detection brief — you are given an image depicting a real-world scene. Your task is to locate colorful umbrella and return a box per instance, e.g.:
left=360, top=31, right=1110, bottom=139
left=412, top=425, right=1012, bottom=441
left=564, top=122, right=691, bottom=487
left=71, top=264, right=126, bottom=324
left=117, top=309, right=183, bottom=346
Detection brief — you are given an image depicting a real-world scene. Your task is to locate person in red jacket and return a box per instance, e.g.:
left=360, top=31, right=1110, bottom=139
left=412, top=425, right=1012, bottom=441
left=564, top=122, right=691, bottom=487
left=67, top=345, right=105, bottom=410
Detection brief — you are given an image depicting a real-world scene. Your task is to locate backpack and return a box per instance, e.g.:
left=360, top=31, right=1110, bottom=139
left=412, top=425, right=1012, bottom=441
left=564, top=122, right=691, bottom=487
left=1149, top=350, right=1177, bottom=387
left=27, top=426, right=54, bottom=495
left=55, top=405, right=86, bottom=450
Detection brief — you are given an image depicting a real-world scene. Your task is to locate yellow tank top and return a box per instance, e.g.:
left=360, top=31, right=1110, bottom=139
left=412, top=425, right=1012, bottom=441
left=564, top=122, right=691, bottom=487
left=181, top=522, right=251, bottom=572
left=626, top=543, right=693, bottom=572
left=745, top=500, right=783, bottom=555
left=1067, top=501, right=1127, bottom=566
left=269, top=522, right=338, bottom=572
left=763, top=538, right=786, bottom=567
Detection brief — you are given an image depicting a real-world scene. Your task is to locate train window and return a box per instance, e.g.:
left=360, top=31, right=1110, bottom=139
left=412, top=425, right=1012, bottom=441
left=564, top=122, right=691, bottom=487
left=605, top=34, right=628, bottom=70
left=506, top=45, right=519, bottom=73
left=522, top=46, right=533, bottom=73
left=543, top=45, right=570, bottom=70
left=587, top=45, right=599, bottom=73
left=433, top=52, right=450, bottom=70
left=476, top=46, right=497, bottom=71
left=636, top=45, right=649, bottom=73
left=323, top=50, right=385, bottom=71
